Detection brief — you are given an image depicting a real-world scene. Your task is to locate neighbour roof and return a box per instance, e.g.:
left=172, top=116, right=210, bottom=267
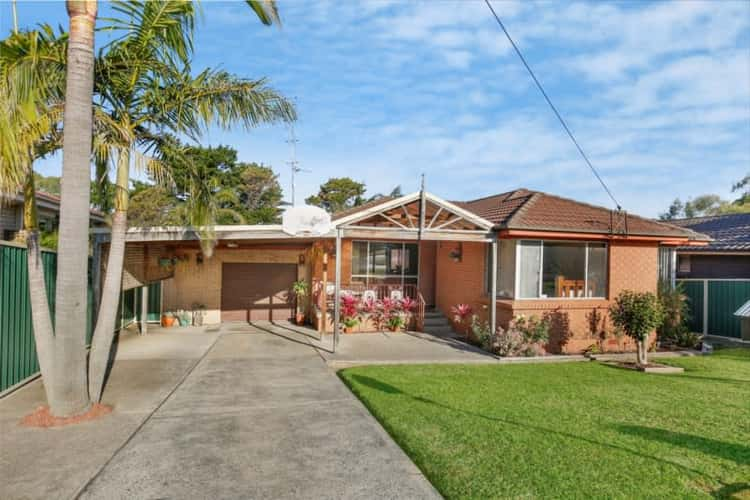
left=458, top=189, right=708, bottom=240
left=5, top=190, right=107, bottom=219
left=669, top=213, right=750, bottom=252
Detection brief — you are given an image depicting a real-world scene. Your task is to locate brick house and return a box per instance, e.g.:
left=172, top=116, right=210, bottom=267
left=104, top=188, right=708, bottom=354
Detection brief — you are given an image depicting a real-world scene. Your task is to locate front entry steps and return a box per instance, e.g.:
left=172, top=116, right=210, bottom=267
left=422, top=309, right=461, bottom=339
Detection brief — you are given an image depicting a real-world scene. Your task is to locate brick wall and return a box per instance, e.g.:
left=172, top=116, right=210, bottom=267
left=435, top=238, right=660, bottom=353
left=435, top=240, right=488, bottom=336
left=159, top=246, right=307, bottom=324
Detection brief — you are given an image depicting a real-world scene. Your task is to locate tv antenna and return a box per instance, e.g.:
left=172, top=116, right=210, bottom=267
left=286, top=123, right=310, bottom=205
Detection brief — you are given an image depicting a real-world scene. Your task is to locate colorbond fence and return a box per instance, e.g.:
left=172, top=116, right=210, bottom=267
left=0, top=242, right=161, bottom=394
left=678, top=279, right=750, bottom=339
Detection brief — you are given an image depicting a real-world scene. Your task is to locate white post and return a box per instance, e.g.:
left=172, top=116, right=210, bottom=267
left=334, top=229, right=342, bottom=351
left=490, top=236, right=498, bottom=337
left=140, top=285, right=149, bottom=335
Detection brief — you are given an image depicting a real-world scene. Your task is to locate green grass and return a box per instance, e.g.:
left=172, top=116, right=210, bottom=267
left=339, top=349, right=750, bottom=499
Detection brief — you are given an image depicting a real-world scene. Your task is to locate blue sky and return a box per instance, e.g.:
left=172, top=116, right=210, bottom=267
left=1, top=0, right=749, bottom=217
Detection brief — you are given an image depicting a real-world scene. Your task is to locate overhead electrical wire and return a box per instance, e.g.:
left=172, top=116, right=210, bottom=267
left=484, top=0, right=622, bottom=211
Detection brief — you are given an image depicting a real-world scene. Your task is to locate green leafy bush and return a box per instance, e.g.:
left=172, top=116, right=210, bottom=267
left=609, top=290, right=664, bottom=365
left=657, top=281, right=692, bottom=345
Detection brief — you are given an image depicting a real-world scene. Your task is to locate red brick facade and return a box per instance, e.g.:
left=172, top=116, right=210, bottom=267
left=436, top=238, right=659, bottom=354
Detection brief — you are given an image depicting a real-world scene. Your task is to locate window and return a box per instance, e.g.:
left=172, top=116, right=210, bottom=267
left=351, top=241, right=418, bottom=286
left=486, top=239, right=516, bottom=298
left=678, top=255, right=691, bottom=273
left=517, top=240, right=607, bottom=299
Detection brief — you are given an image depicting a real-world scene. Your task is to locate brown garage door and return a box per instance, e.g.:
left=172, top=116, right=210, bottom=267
left=221, top=263, right=297, bottom=322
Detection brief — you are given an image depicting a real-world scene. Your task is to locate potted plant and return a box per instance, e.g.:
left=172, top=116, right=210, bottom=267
left=192, top=303, right=206, bottom=326
left=179, top=310, right=192, bottom=327
left=340, top=294, right=360, bottom=333
left=292, top=280, right=309, bottom=325
left=386, top=314, right=405, bottom=332
left=162, top=311, right=175, bottom=327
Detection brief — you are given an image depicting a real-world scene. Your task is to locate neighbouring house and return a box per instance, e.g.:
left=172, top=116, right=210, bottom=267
left=669, top=213, right=750, bottom=279
left=100, top=188, right=709, bottom=354
left=0, top=190, right=107, bottom=242
left=665, top=213, right=750, bottom=339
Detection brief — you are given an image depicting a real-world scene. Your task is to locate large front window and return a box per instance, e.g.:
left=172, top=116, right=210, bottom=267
left=517, top=240, right=607, bottom=299
left=351, top=241, right=418, bottom=286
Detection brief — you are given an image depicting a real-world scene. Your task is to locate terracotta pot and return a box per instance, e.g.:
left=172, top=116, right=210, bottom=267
left=388, top=325, right=400, bottom=332
left=296, top=313, right=305, bottom=326
left=162, top=315, right=175, bottom=327
left=344, top=326, right=354, bottom=334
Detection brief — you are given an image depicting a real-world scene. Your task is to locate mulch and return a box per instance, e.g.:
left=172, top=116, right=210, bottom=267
left=19, top=403, right=113, bottom=428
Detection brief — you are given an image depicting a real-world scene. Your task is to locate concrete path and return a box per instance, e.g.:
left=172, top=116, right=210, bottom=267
left=312, top=329, right=500, bottom=368
left=2, top=323, right=439, bottom=499
left=0, top=326, right=220, bottom=500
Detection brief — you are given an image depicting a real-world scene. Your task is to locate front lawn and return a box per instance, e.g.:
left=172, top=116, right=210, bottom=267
left=339, top=349, right=750, bottom=499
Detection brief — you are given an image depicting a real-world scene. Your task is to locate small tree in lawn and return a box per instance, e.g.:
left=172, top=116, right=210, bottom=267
left=609, top=291, right=664, bottom=366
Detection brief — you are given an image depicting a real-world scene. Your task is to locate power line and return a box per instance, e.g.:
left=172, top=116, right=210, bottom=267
left=484, top=0, right=622, bottom=210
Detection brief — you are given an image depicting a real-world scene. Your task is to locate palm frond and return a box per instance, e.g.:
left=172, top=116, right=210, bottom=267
left=245, top=0, right=281, bottom=26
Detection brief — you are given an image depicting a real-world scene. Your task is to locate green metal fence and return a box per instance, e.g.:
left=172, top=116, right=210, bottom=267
left=0, top=243, right=161, bottom=393
left=678, top=279, right=750, bottom=339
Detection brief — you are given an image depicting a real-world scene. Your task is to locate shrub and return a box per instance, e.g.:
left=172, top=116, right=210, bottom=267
left=493, top=315, right=550, bottom=357
left=657, top=281, right=692, bottom=344
left=609, top=290, right=664, bottom=365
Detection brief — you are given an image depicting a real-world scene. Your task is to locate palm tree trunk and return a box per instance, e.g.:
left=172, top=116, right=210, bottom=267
left=88, top=148, right=129, bottom=402
left=23, top=169, right=56, bottom=396
left=50, top=0, right=97, bottom=416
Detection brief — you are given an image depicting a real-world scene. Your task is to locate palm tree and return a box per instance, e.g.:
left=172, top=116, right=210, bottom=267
left=1, top=0, right=291, bottom=416
left=0, top=26, right=76, bottom=416
left=86, top=1, right=295, bottom=402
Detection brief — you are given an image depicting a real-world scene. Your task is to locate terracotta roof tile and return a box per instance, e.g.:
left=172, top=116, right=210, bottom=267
left=460, top=189, right=707, bottom=239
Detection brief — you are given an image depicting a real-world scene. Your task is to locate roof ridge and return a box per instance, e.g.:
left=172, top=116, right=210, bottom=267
left=504, top=191, right=541, bottom=228
left=463, top=188, right=533, bottom=205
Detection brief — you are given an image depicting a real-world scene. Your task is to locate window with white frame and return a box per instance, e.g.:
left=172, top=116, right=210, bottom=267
left=516, top=240, right=607, bottom=299
left=351, top=241, right=419, bottom=286
left=486, top=239, right=516, bottom=298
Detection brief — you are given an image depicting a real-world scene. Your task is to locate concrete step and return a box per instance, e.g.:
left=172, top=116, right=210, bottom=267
left=424, top=311, right=446, bottom=318
left=424, top=325, right=458, bottom=337
left=424, top=317, right=451, bottom=327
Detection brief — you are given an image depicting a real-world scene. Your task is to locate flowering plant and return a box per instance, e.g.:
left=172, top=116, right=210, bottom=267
left=451, top=303, right=473, bottom=323
left=340, top=294, right=360, bottom=328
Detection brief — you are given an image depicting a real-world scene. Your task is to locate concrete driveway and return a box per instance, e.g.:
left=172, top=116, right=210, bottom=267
left=2, top=323, right=439, bottom=499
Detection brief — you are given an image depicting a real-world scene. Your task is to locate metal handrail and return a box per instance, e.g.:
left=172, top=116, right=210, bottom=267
left=416, top=292, right=426, bottom=332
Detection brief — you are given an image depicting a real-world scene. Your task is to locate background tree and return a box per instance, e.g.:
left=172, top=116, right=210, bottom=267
left=306, top=177, right=366, bottom=213
left=660, top=175, right=750, bottom=220
left=34, top=172, right=61, bottom=195
left=239, top=163, right=283, bottom=223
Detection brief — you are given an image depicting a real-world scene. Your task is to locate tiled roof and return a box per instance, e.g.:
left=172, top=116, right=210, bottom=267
left=331, top=188, right=708, bottom=241
left=460, top=189, right=707, bottom=240
left=669, top=213, right=750, bottom=251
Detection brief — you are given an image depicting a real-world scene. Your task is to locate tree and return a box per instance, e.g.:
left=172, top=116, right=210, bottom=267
left=609, top=290, right=664, bottom=366
left=87, top=1, right=295, bottom=404
left=34, top=173, right=61, bottom=195
left=127, top=185, right=183, bottom=227
left=239, top=163, right=283, bottom=223
left=53, top=0, right=99, bottom=416
left=660, top=176, right=750, bottom=220
left=1, top=0, right=292, bottom=417
left=732, top=174, right=749, bottom=205
left=306, top=177, right=366, bottom=213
